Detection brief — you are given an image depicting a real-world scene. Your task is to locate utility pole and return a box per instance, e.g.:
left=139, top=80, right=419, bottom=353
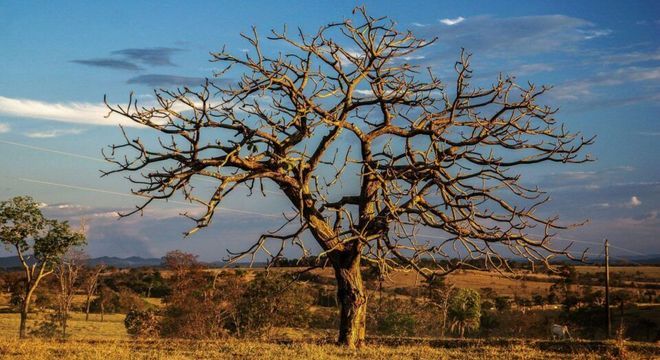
left=605, top=239, right=611, bottom=338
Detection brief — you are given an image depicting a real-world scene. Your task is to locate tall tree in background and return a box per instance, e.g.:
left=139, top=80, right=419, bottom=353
left=0, top=196, right=86, bottom=338
left=82, top=263, right=106, bottom=321
left=55, top=249, right=87, bottom=338
left=103, top=8, right=592, bottom=347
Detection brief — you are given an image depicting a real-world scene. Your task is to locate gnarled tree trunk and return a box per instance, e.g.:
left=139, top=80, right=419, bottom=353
left=333, top=253, right=367, bottom=349
left=19, top=281, right=38, bottom=339
left=19, top=307, right=28, bottom=339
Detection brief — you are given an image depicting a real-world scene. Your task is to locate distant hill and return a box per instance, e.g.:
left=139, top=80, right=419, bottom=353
left=86, top=256, right=163, bottom=268
left=0, top=255, right=162, bottom=269
left=1, top=254, right=657, bottom=270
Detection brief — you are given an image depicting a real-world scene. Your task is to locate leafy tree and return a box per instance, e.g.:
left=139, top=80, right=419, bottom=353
left=230, top=273, right=313, bottom=337
left=0, top=196, right=86, bottom=338
left=368, top=295, right=417, bottom=336
left=103, top=8, right=591, bottom=347
left=448, top=288, right=481, bottom=338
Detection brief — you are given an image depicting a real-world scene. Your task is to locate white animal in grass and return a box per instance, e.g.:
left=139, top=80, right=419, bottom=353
left=551, top=324, right=572, bottom=340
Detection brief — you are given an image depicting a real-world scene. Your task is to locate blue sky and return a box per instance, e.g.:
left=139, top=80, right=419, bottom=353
left=0, top=1, right=658, bottom=261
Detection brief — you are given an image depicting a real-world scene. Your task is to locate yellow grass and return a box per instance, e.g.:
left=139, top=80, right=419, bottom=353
left=577, top=266, right=660, bottom=278
left=0, top=338, right=632, bottom=360
left=0, top=312, right=128, bottom=341
left=0, top=312, right=656, bottom=359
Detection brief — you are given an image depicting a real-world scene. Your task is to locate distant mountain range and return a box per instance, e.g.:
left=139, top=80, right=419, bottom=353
left=0, top=254, right=658, bottom=270
left=0, top=256, right=163, bottom=269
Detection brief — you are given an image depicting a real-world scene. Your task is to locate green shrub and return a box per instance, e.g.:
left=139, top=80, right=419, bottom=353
left=448, top=288, right=481, bottom=337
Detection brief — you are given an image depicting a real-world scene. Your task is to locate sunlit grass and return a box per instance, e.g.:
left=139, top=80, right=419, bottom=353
left=0, top=337, right=633, bottom=360
left=0, top=312, right=128, bottom=341
left=0, top=312, right=657, bottom=359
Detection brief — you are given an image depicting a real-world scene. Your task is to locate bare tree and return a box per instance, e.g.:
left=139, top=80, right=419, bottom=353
left=0, top=196, right=86, bottom=338
left=103, top=8, right=592, bottom=347
left=428, top=280, right=455, bottom=338
left=96, top=285, right=115, bottom=322
left=55, top=249, right=86, bottom=338
left=82, top=263, right=106, bottom=321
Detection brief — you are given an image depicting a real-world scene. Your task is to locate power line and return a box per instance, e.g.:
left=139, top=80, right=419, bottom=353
left=0, top=139, right=105, bottom=163
left=0, top=138, right=284, bottom=196
left=0, top=140, right=650, bottom=258
left=16, top=177, right=281, bottom=218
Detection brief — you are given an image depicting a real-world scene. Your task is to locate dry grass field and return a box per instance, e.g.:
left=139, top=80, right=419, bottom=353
left=1, top=337, right=652, bottom=360
left=0, top=265, right=657, bottom=359
left=0, top=312, right=658, bottom=359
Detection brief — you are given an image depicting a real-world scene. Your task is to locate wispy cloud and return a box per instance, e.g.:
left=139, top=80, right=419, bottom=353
left=538, top=166, right=636, bottom=192
left=0, top=123, right=10, bottom=134
left=0, top=96, right=142, bottom=127
left=415, top=15, right=610, bottom=58
left=112, top=47, right=183, bottom=67
left=71, top=47, right=183, bottom=71
left=126, top=74, right=205, bottom=87
left=516, top=63, right=555, bottom=75
left=552, top=66, right=660, bottom=101
left=600, top=48, right=660, bottom=65
left=24, top=128, right=85, bottom=138
left=580, top=29, right=612, bottom=40
left=71, top=59, right=142, bottom=71
left=439, top=17, right=465, bottom=26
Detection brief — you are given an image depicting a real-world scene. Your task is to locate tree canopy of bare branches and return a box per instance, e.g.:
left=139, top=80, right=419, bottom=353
left=103, top=8, right=592, bottom=347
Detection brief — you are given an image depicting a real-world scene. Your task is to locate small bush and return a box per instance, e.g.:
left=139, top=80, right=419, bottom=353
left=124, top=309, right=159, bottom=337
left=495, top=296, right=511, bottom=311
left=29, top=317, right=59, bottom=338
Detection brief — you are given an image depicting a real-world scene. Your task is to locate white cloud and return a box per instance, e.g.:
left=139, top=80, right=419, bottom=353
left=402, top=55, right=426, bottom=61
left=601, top=48, right=660, bottom=65
left=625, top=67, right=660, bottom=81
left=516, top=63, right=555, bottom=75
left=552, top=66, right=660, bottom=101
left=416, top=15, right=609, bottom=59
left=0, top=123, right=9, bottom=133
left=591, top=202, right=611, bottom=208
left=55, top=204, right=88, bottom=209
left=439, top=17, right=465, bottom=26
left=338, top=49, right=365, bottom=66
left=627, top=196, right=642, bottom=207
left=581, top=29, right=612, bottom=39
left=25, top=128, right=85, bottom=138
left=354, top=89, right=374, bottom=96
left=0, top=96, right=143, bottom=127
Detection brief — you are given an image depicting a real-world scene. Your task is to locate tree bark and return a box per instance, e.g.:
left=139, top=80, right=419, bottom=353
left=19, top=308, right=28, bottom=339
left=333, top=253, right=367, bottom=349
left=19, top=284, right=36, bottom=339
left=85, top=296, right=91, bottom=321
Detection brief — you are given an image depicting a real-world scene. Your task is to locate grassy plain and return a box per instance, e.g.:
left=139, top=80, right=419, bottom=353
left=0, top=265, right=658, bottom=359
left=0, top=312, right=658, bottom=359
